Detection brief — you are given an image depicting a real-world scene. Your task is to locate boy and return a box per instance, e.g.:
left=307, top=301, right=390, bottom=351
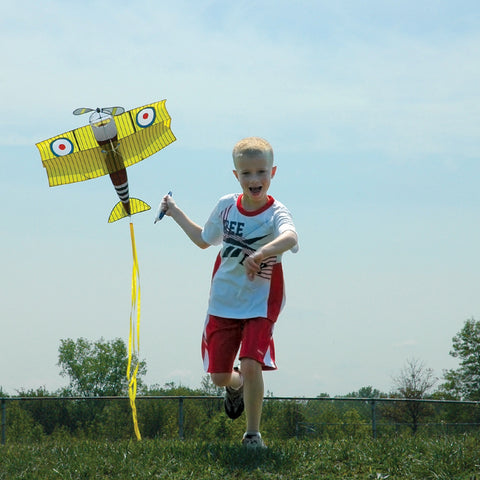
left=160, top=137, right=298, bottom=447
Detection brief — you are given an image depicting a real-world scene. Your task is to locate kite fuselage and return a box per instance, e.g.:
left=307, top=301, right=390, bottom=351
left=89, top=111, right=131, bottom=215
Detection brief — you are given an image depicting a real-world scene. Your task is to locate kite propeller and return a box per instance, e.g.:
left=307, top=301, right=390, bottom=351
left=73, top=107, right=125, bottom=116
left=103, top=107, right=125, bottom=116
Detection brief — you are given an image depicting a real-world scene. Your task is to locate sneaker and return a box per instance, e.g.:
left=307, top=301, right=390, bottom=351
left=224, top=367, right=244, bottom=419
left=242, top=433, right=267, bottom=449
left=224, top=384, right=244, bottom=419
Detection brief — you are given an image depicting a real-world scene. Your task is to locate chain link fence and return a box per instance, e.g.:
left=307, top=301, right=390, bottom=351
left=2, top=395, right=480, bottom=444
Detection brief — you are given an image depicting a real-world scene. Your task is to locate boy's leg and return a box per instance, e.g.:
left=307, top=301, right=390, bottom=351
left=240, top=358, right=264, bottom=433
left=202, top=316, right=245, bottom=419
left=237, top=317, right=275, bottom=447
left=210, top=370, right=243, bottom=390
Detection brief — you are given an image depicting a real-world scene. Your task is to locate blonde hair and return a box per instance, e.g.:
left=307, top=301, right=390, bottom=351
left=232, top=137, right=274, bottom=167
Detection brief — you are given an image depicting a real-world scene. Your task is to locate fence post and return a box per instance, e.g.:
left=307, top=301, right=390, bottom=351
left=178, top=397, right=184, bottom=440
left=1, top=399, right=6, bottom=445
left=370, top=399, right=377, bottom=439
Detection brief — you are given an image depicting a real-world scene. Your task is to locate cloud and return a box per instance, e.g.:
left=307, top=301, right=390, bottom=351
left=393, top=339, right=418, bottom=348
left=3, top=0, right=480, bottom=162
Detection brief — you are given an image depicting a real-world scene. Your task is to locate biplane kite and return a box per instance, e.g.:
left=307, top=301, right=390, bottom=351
left=36, top=100, right=176, bottom=222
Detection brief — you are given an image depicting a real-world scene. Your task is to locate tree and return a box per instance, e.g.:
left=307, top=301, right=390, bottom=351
left=57, top=337, right=146, bottom=396
left=346, top=386, right=385, bottom=398
left=394, top=358, right=436, bottom=399
left=15, top=387, right=69, bottom=435
left=385, top=358, right=436, bottom=434
left=442, top=317, right=480, bottom=400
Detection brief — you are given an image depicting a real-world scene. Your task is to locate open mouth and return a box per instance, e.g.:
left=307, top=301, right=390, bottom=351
left=249, top=186, right=262, bottom=195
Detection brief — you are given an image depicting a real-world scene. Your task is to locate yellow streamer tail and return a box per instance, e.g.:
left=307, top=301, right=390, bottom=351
left=127, top=221, right=142, bottom=440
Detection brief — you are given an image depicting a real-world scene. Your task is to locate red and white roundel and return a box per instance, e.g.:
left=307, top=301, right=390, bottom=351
left=50, top=138, right=74, bottom=156
left=136, top=107, right=156, bottom=128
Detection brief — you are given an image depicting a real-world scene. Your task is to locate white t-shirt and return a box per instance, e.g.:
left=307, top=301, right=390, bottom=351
left=201, top=193, right=298, bottom=320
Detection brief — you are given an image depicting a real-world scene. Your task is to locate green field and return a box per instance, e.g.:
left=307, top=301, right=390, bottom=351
left=1, top=435, right=479, bottom=480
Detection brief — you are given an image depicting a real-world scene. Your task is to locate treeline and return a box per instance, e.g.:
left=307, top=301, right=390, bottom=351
left=2, top=383, right=480, bottom=443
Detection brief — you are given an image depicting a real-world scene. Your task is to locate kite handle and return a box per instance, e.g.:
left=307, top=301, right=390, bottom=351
left=154, top=191, right=172, bottom=223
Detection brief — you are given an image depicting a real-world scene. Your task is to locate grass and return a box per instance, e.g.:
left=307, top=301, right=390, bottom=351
left=1, top=435, right=479, bottom=479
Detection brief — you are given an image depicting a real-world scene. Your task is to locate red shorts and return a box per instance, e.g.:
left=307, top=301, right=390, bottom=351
left=202, top=315, right=277, bottom=373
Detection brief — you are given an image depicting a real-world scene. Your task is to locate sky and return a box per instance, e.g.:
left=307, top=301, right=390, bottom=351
left=1, top=0, right=480, bottom=397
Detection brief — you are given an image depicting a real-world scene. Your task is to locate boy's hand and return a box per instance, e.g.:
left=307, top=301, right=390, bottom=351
left=244, top=251, right=263, bottom=281
left=160, top=193, right=176, bottom=217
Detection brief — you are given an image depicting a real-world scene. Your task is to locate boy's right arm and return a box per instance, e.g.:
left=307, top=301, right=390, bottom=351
left=160, top=195, right=210, bottom=249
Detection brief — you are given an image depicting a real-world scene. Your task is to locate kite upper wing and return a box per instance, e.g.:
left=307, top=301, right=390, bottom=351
left=36, top=100, right=176, bottom=187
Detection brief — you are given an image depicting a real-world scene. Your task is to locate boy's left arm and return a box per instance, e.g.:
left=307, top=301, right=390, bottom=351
left=244, top=230, right=298, bottom=281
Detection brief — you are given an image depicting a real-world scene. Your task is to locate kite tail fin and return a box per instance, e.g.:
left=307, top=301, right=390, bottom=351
left=108, top=198, right=151, bottom=223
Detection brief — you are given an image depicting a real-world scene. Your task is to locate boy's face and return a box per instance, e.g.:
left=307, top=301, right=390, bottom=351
left=233, top=153, right=277, bottom=210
